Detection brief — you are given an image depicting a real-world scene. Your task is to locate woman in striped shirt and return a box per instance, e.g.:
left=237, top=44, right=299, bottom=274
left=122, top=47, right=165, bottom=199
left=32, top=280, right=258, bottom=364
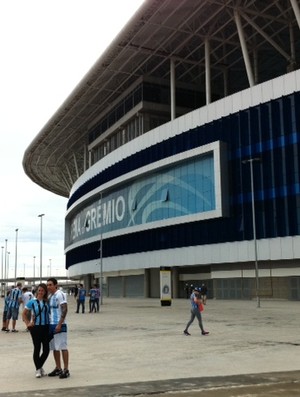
left=22, top=283, right=50, bottom=378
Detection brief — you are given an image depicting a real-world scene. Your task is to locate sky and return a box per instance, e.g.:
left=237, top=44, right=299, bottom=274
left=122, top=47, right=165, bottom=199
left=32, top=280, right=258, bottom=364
left=0, top=0, right=144, bottom=280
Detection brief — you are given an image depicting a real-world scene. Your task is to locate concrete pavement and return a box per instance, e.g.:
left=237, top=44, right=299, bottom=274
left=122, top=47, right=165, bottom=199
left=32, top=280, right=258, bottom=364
left=0, top=296, right=300, bottom=396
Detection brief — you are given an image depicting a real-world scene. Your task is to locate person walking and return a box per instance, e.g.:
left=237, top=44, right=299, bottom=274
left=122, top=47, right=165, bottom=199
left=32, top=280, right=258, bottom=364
left=5, top=282, right=23, bottom=332
left=22, top=283, right=50, bottom=378
left=47, top=277, right=70, bottom=379
left=76, top=283, right=86, bottom=313
left=183, top=287, right=209, bottom=336
left=89, top=284, right=97, bottom=313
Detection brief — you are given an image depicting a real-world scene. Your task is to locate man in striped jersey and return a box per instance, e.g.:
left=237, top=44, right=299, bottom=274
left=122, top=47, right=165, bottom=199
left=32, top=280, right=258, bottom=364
left=47, top=278, right=70, bottom=379
left=5, top=282, right=23, bottom=332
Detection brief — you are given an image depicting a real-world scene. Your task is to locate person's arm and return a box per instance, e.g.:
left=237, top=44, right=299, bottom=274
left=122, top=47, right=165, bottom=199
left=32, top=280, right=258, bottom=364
left=55, top=292, right=68, bottom=332
left=22, top=307, right=34, bottom=328
left=55, top=303, right=67, bottom=332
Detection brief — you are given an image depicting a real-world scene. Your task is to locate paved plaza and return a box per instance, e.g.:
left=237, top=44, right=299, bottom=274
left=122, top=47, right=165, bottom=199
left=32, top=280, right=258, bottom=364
left=0, top=296, right=299, bottom=396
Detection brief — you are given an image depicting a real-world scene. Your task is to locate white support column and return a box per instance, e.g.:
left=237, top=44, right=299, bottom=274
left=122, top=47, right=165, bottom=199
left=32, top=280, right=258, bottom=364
left=65, top=163, right=74, bottom=185
left=83, top=144, right=87, bottom=172
left=170, top=58, right=176, bottom=120
left=290, top=0, right=300, bottom=29
left=253, top=48, right=258, bottom=85
left=222, top=43, right=228, bottom=97
left=289, top=22, right=296, bottom=71
left=223, top=67, right=228, bottom=97
left=73, top=152, right=79, bottom=179
left=234, top=9, right=254, bottom=87
left=205, top=37, right=211, bottom=105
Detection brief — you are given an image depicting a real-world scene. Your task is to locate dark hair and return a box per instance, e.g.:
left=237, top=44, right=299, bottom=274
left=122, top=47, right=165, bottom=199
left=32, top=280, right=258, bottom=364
left=47, top=277, right=58, bottom=285
left=37, top=283, right=48, bottom=301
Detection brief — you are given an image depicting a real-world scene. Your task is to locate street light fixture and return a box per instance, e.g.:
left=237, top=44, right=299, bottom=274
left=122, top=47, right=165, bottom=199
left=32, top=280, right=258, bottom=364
left=100, top=223, right=103, bottom=305
left=14, top=228, right=19, bottom=283
left=1, top=246, right=4, bottom=296
left=38, top=214, right=45, bottom=283
left=4, top=239, right=8, bottom=291
left=33, top=256, right=36, bottom=285
left=98, top=193, right=103, bottom=305
left=7, top=252, right=10, bottom=280
left=242, top=157, right=261, bottom=308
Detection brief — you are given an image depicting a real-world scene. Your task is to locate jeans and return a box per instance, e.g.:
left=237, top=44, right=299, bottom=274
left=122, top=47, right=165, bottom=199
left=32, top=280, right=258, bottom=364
left=185, top=308, right=204, bottom=333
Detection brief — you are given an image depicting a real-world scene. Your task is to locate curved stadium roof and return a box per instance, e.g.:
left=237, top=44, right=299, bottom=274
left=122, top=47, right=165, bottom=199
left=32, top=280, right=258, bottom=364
left=23, top=0, right=300, bottom=198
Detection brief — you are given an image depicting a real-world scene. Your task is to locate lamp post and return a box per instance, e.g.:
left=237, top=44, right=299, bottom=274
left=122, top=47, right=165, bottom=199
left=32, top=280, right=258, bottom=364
left=38, top=214, right=45, bottom=283
left=33, top=256, right=36, bottom=285
left=4, top=239, right=8, bottom=290
left=99, top=193, right=103, bottom=305
left=49, top=258, right=52, bottom=276
left=1, top=246, right=4, bottom=296
left=100, top=224, right=103, bottom=305
left=14, top=228, right=19, bottom=283
left=7, top=252, right=10, bottom=280
left=242, top=157, right=261, bottom=308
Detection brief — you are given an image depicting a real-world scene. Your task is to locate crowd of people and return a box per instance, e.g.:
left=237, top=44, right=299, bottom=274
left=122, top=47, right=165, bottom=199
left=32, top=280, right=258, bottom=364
left=74, top=283, right=101, bottom=314
left=2, top=280, right=101, bottom=379
left=1, top=278, right=208, bottom=379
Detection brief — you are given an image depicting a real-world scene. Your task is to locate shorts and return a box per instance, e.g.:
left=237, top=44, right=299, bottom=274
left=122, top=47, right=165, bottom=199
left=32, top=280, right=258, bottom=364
left=49, top=326, right=68, bottom=351
left=6, top=307, right=19, bottom=321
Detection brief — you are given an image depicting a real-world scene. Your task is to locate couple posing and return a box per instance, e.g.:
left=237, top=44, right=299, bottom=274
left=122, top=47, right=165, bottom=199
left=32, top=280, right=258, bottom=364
left=22, top=278, right=70, bottom=379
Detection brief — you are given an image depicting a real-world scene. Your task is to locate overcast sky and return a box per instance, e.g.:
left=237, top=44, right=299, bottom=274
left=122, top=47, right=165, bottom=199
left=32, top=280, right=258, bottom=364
left=0, top=0, right=144, bottom=280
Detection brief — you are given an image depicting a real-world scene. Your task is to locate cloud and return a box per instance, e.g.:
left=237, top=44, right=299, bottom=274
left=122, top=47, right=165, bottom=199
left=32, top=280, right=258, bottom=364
left=0, top=0, right=144, bottom=279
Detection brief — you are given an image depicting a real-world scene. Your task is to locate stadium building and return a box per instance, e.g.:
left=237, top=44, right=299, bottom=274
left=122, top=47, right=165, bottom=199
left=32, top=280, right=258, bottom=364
left=23, top=0, right=300, bottom=300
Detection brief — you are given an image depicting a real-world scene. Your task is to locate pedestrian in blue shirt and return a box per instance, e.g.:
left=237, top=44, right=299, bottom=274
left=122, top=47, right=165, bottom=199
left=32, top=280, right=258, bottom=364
left=76, top=283, right=86, bottom=313
left=6, top=282, right=23, bottom=332
left=22, top=283, right=50, bottom=378
left=1, top=290, right=11, bottom=331
left=89, top=285, right=97, bottom=313
left=183, top=287, right=209, bottom=336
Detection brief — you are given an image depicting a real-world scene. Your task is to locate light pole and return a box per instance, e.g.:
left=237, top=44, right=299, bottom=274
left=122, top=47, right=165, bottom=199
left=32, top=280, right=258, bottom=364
left=1, top=246, right=4, bottom=296
left=4, top=239, right=8, bottom=290
left=38, top=214, right=45, bottom=283
left=33, top=256, right=36, bottom=285
left=242, top=157, right=261, bottom=308
left=7, top=252, right=10, bottom=280
left=99, top=193, right=103, bottom=305
left=49, top=258, right=52, bottom=276
left=14, top=228, right=19, bottom=283
left=100, top=224, right=103, bottom=305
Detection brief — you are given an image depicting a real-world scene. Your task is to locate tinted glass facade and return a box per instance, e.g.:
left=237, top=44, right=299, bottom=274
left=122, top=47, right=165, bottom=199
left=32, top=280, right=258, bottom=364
left=66, top=92, right=300, bottom=270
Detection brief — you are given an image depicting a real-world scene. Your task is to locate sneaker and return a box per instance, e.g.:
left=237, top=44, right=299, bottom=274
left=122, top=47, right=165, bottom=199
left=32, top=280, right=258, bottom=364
left=35, top=369, right=41, bottom=378
left=11, top=329, right=19, bottom=333
left=40, top=368, right=47, bottom=377
left=183, top=330, right=191, bottom=336
left=59, top=369, right=70, bottom=379
left=48, top=368, right=62, bottom=377
left=5, top=329, right=10, bottom=332
left=1, top=327, right=6, bottom=331
left=202, top=331, right=209, bottom=335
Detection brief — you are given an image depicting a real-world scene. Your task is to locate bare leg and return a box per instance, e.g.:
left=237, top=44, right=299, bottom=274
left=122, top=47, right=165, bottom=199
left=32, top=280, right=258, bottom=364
left=62, top=350, right=69, bottom=370
left=53, top=350, right=62, bottom=369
